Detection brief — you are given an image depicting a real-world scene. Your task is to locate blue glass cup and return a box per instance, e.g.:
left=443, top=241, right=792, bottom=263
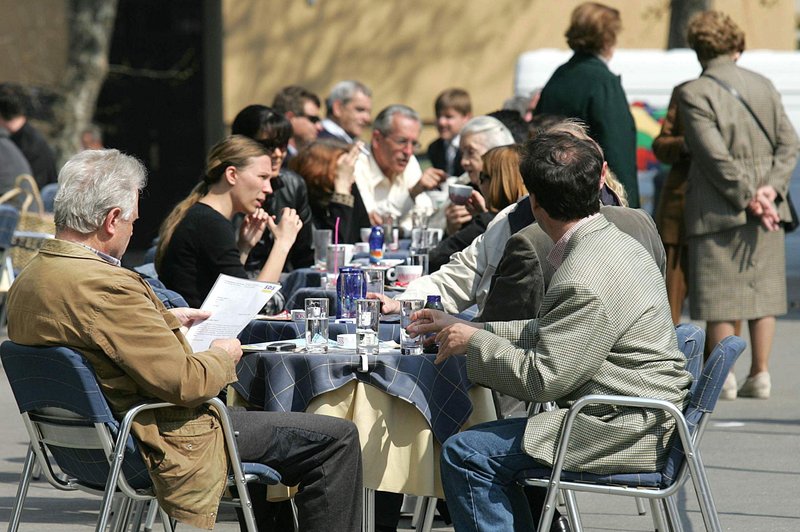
left=336, top=267, right=366, bottom=319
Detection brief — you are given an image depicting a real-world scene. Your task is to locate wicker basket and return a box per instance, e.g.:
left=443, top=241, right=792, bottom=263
left=0, top=174, right=56, bottom=270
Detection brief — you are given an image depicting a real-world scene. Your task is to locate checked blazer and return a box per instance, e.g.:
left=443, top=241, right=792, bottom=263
left=464, top=214, right=692, bottom=474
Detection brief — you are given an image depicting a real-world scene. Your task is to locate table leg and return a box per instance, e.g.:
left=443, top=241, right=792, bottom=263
left=363, top=487, right=375, bottom=532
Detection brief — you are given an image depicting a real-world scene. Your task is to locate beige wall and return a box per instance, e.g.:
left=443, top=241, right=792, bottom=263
left=0, top=0, right=795, bottom=138
left=222, top=0, right=796, bottom=143
left=0, top=0, right=68, bottom=87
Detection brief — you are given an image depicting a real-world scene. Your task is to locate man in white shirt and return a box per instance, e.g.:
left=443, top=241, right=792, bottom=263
left=318, top=80, right=373, bottom=143
left=354, top=104, right=446, bottom=228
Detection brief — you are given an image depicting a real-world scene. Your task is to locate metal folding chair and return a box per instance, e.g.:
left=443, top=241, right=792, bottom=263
left=1, top=341, right=283, bottom=532
left=519, top=333, right=745, bottom=532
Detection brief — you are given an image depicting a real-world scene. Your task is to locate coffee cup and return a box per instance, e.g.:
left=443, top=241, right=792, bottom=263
left=448, top=184, right=473, bottom=205
left=395, top=264, right=423, bottom=284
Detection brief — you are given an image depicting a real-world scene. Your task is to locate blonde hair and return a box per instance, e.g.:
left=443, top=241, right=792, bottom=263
left=155, top=135, right=268, bottom=271
left=481, top=145, right=527, bottom=212
left=603, top=167, right=628, bottom=207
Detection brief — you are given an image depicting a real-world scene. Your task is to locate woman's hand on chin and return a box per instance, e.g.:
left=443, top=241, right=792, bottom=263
left=238, top=208, right=270, bottom=254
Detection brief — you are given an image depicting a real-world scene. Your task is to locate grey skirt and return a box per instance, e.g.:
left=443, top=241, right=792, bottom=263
left=688, top=221, right=786, bottom=321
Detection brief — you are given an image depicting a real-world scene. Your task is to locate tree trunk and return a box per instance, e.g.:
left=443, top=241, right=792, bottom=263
left=51, top=0, right=118, bottom=167
left=667, top=0, right=710, bottom=49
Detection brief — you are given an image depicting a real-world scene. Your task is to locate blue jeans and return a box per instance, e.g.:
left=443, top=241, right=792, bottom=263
left=441, top=417, right=544, bottom=531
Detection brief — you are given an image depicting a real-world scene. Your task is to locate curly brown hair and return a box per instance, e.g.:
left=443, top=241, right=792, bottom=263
left=565, top=2, right=621, bottom=54
left=687, top=11, right=745, bottom=62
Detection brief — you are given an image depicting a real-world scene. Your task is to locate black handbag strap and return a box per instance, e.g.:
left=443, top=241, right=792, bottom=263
left=703, top=73, right=776, bottom=151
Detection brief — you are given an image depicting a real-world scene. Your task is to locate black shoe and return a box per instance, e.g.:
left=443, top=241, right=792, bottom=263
left=549, top=514, right=571, bottom=532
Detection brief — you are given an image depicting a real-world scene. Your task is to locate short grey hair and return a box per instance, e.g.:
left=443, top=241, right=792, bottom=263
left=54, top=149, right=147, bottom=234
left=460, top=116, right=515, bottom=150
left=325, top=80, right=372, bottom=115
left=372, top=104, right=421, bottom=136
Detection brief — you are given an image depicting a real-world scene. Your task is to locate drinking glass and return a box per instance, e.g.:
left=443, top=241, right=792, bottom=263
left=355, top=299, right=380, bottom=355
left=336, top=267, right=366, bottom=319
left=364, top=269, right=385, bottom=297
left=410, top=227, right=425, bottom=254
left=408, top=252, right=429, bottom=276
left=304, top=298, right=329, bottom=353
left=326, top=244, right=350, bottom=274
left=313, top=229, right=332, bottom=270
left=424, top=228, right=443, bottom=249
left=400, top=299, right=425, bottom=355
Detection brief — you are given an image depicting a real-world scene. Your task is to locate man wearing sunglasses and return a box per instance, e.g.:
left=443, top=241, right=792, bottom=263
left=273, top=85, right=324, bottom=163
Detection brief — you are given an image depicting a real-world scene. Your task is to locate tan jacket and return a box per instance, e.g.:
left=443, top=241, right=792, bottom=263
left=679, top=56, right=799, bottom=237
left=7, top=240, right=237, bottom=529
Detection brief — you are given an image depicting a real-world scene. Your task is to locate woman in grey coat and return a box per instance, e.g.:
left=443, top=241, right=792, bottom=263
left=679, top=11, right=798, bottom=399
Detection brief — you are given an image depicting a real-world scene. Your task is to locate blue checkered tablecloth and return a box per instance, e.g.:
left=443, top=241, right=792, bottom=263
left=232, top=351, right=475, bottom=444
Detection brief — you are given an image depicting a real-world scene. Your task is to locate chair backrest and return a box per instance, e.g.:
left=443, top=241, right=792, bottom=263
left=0, top=341, right=152, bottom=490
left=143, top=277, right=189, bottom=309
left=0, top=204, right=20, bottom=250
left=40, top=183, right=59, bottom=213
left=661, top=335, right=745, bottom=486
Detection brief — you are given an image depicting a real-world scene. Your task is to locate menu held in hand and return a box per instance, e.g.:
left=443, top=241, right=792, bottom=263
left=184, top=274, right=281, bottom=352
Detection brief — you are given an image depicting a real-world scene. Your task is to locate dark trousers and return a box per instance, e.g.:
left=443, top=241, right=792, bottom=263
left=228, top=409, right=363, bottom=531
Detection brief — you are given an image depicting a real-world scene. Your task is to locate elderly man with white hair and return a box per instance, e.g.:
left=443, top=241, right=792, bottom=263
left=6, top=149, right=363, bottom=531
left=354, top=104, right=448, bottom=228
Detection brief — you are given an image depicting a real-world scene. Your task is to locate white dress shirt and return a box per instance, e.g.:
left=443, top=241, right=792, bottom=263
left=354, top=149, right=431, bottom=231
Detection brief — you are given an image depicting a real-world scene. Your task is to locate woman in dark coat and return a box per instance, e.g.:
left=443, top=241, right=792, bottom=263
left=231, top=104, right=315, bottom=271
left=536, top=2, right=639, bottom=207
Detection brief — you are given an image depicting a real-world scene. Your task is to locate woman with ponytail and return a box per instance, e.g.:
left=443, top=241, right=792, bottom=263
left=155, top=135, right=302, bottom=308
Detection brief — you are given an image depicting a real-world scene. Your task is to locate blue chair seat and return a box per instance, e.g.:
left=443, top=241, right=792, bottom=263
left=242, top=462, right=283, bottom=485
left=520, top=468, right=663, bottom=488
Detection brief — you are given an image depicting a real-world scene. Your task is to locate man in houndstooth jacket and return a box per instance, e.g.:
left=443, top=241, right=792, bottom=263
left=408, top=131, right=692, bottom=531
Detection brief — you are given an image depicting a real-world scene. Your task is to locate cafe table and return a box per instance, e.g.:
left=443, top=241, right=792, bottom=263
left=238, top=304, right=479, bottom=344
left=239, top=317, right=404, bottom=343
left=229, top=346, right=496, bottom=501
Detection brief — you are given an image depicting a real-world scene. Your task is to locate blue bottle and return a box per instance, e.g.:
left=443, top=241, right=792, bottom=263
left=369, top=225, right=384, bottom=264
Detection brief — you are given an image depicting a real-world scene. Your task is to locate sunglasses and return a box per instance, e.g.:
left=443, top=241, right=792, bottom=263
left=298, top=113, right=321, bottom=124
left=479, top=172, right=492, bottom=184
left=259, top=139, right=289, bottom=152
